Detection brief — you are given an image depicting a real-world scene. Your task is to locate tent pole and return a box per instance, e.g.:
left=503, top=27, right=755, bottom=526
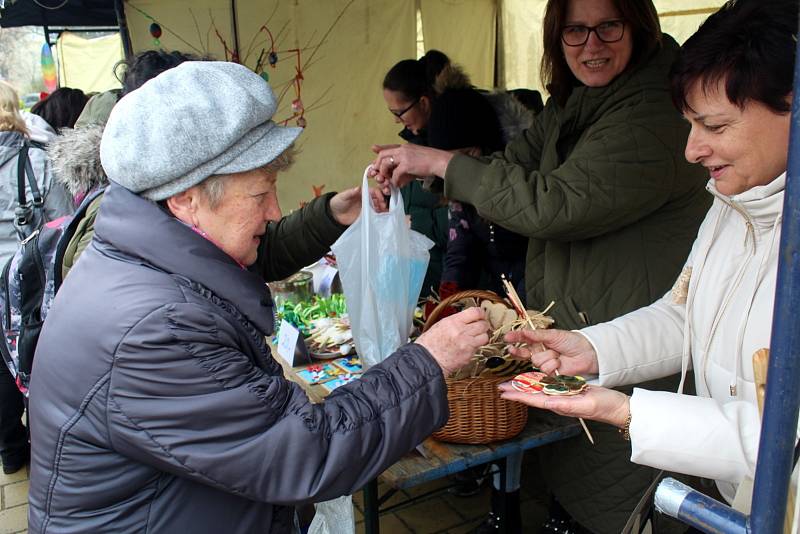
left=749, top=13, right=800, bottom=532
left=114, top=0, right=133, bottom=59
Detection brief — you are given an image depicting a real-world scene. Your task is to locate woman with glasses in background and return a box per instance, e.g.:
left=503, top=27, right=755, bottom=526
left=372, top=1, right=711, bottom=532
left=379, top=50, right=451, bottom=297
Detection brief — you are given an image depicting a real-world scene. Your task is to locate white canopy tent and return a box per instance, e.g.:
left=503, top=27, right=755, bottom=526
left=122, top=0, right=725, bottom=210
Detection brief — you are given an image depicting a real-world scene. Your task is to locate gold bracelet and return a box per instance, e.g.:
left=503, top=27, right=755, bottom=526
left=620, top=412, right=632, bottom=441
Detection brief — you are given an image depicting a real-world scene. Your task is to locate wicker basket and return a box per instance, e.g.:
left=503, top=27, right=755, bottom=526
left=423, top=290, right=529, bottom=444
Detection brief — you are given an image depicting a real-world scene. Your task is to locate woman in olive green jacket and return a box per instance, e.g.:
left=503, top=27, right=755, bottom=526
left=372, top=0, right=711, bottom=532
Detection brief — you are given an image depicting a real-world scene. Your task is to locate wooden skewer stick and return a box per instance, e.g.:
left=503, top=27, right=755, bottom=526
left=575, top=412, right=595, bottom=444
left=500, top=275, right=595, bottom=445
left=500, top=276, right=529, bottom=321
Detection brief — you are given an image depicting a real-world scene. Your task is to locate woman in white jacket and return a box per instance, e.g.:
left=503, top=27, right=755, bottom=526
left=499, top=0, right=795, bottom=508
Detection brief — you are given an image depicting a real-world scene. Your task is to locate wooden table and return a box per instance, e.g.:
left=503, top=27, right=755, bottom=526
left=275, top=349, right=581, bottom=534
left=379, top=410, right=580, bottom=490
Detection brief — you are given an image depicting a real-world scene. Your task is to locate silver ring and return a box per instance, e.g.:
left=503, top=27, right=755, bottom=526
left=390, top=156, right=395, bottom=166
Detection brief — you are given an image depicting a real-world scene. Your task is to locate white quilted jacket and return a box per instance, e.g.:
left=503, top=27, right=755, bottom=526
left=580, top=173, right=785, bottom=503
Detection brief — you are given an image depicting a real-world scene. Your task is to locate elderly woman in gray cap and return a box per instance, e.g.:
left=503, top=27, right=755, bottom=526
left=26, top=62, right=489, bottom=533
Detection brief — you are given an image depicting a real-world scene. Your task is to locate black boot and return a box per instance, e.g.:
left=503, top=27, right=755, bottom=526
left=540, top=499, right=590, bottom=534
left=473, top=487, right=521, bottom=534
left=0, top=362, right=28, bottom=475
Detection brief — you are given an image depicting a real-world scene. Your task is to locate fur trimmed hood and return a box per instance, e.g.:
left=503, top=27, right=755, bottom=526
left=482, top=91, right=535, bottom=144
left=433, top=63, right=472, bottom=95
left=46, top=125, right=107, bottom=197
left=433, top=63, right=535, bottom=144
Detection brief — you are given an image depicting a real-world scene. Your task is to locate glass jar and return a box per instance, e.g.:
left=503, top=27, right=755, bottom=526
left=267, top=270, right=314, bottom=308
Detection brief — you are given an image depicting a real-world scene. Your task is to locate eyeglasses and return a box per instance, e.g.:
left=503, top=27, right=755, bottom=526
left=561, top=20, right=625, bottom=47
left=390, top=99, right=419, bottom=118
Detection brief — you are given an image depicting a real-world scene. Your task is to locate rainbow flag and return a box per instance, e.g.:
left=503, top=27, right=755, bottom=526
left=41, top=43, right=57, bottom=93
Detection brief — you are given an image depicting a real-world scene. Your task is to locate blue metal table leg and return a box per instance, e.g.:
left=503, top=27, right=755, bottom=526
left=504, top=451, right=523, bottom=491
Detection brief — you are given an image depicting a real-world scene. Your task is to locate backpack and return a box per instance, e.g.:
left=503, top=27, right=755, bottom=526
left=0, top=188, right=103, bottom=395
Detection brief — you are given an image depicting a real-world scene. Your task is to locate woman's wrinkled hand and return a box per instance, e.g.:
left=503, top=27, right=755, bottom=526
left=328, top=186, right=388, bottom=226
left=498, top=384, right=630, bottom=428
left=368, top=144, right=454, bottom=195
left=416, top=307, right=490, bottom=375
left=504, top=328, right=599, bottom=376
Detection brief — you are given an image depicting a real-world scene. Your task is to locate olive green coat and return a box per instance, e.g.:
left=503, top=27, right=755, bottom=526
left=445, top=36, right=710, bottom=331
left=445, top=36, right=710, bottom=532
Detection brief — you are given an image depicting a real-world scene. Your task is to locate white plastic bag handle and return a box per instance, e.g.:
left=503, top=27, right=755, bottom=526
left=359, top=165, right=401, bottom=219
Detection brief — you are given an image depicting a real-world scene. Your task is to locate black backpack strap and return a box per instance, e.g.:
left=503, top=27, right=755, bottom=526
left=17, top=143, right=43, bottom=205
left=16, top=144, right=28, bottom=208
left=52, top=186, right=105, bottom=291
left=14, top=143, right=44, bottom=228
left=25, top=154, right=43, bottom=206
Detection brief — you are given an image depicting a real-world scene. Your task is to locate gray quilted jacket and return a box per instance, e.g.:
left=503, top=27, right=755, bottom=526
left=28, top=184, right=448, bottom=533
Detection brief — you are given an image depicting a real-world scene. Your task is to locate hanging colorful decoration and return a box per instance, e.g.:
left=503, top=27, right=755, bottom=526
left=125, top=3, right=204, bottom=54
left=149, top=22, right=162, bottom=47
left=40, top=43, right=57, bottom=94
left=291, top=98, right=303, bottom=113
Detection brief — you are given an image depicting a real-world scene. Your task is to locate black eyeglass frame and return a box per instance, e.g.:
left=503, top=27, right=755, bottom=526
left=561, top=20, right=626, bottom=47
left=390, top=98, right=420, bottom=118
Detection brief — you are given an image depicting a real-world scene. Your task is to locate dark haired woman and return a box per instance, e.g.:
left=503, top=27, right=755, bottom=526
left=502, top=0, right=795, bottom=515
left=30, top=87, right=88, bottom=133
left=382, top=49, right=450, bottom=140
left=372, top=0, right=711, bottom=531
left=379, top=50, right=452, bottom=297
left=119, top=49, right=200, bottom=97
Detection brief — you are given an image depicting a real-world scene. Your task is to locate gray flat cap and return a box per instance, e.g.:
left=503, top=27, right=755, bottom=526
left=100, top=61, right=302, bottom=200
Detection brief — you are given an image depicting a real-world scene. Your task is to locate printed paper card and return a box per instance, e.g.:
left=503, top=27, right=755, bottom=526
left=277, top=319, right=310, bottom=366
left=331, top=356, right=362, bottom=374
left=296, top=363, right=344, bottom=385
left=321, top=373, right=360, bottom=393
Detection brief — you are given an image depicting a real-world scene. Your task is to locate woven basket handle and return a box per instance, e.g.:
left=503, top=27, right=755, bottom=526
left=422, top=289, right=509, bottom=332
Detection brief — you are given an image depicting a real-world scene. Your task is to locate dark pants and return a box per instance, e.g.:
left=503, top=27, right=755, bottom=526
left=0, top=361, right=27, bottom=466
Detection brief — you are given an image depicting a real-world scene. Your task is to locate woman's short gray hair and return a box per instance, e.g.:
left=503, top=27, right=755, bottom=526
left=199, top=144, right=296, bottom=210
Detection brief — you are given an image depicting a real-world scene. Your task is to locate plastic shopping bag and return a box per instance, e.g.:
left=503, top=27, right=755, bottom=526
left=331, top=168, right=434, bottom=368
left=307, top=495, right=355, bottom=534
